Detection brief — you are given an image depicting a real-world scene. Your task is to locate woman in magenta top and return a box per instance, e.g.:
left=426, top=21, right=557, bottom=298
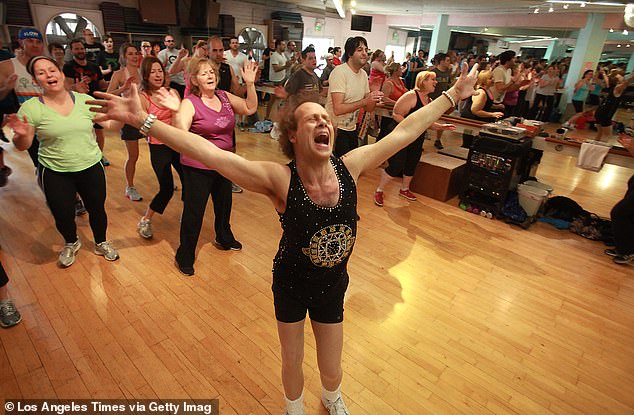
left=137, top=56, right=183, bottom=239
left=162, top=57, right=258, bottom=276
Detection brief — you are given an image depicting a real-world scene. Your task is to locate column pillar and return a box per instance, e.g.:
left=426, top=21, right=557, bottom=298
left=560, top=13, right=608, bottom=113
left=428, top=14, right=451, bottom=60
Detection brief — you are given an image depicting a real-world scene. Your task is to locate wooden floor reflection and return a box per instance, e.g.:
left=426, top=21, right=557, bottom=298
left=0, top=122, right=632, bottom=414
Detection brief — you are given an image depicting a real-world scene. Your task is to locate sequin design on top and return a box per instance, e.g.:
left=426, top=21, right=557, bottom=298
left=302, top=224, right=355, bottom=268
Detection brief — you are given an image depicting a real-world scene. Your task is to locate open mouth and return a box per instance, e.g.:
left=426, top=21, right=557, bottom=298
left=47, top=80, right=58, bottom=86
left=314, top=131, right=330, bottom=147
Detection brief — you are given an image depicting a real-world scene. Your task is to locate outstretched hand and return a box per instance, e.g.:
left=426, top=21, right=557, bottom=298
left=88, top=83, right=146, bottom=127
left=453, top=63, right=479, bottom=101
left=241, top=60, right=259, bottom=84
left=155, top=87, right=180, bottom=111
left=5, top=114, right=33, bottom=138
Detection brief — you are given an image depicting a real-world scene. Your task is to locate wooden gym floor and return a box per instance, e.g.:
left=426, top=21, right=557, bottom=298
left=0, top=125, right=632, bottom=414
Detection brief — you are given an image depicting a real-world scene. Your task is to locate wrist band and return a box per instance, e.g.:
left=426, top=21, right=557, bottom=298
left=139, top=113, right=157, bottom=136
left=442, top=90, right=456, bottom=107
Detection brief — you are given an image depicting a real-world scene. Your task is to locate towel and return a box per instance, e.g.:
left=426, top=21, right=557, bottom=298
left=577, top=141, right=611, bottom=172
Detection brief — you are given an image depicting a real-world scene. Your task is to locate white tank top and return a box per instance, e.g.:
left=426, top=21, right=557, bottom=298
left=12, top=57, right=43, bottom=104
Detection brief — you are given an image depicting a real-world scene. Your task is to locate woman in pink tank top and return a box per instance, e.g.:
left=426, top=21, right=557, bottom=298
left=158, top=57, right=259, bottom=276
left=136, top=56, right=184, bottom=239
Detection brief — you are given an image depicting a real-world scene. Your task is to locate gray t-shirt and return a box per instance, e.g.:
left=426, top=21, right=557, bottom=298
left=157, top=48, right=185, bottom=85
left=536, top=74, right=559, bottom=96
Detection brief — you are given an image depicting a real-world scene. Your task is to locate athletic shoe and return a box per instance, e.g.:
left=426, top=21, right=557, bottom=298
left=101, top=156, right=110, bottom=166
left=399, top=189, right=417, bottom=201
left=231, top=183, right=243, bottom=193
left=138, top=218, right=153, bottom=239
left=434, top=139, right=444, bottom=150
left=604, top=248, right=618, bottom=257
left=175, top=260, right=194, bottom=276
left=0, top=299, right=22, bottom=328
left=613, top=253, right=634, bottom=265
left=321, top=396, right=350, bottom=415
left=75, top=198, right=87, bottom=216
left=214, top=240, right=242, bottom=251
left=270, top=123, right=281, bottom=140
left=125, top=186, right=143, bottom=201
left=0, top=166, right=12, bottom=187
left=59, top=238, right=81, bottom=267
left=374, top=190, right=384, bottom=207
left=94, top=241, right=120, bottom=261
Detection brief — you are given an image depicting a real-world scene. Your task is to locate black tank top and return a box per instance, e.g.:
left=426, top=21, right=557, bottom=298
left=408, top=90, right=428, bottom=139
left=461, top=87, right=496, bottom=123
left=273, top=156, right=357, bottom=301
left=217, top=62, right=232, bottom=92
left=600, top=86, right=621, bottom=118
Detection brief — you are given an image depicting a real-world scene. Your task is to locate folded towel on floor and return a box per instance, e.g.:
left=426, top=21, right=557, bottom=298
left=576, top=141, right=611, bottom=172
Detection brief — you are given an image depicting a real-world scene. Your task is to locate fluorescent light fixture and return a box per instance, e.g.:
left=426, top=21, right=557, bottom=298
left=351, top=0, right=356, bottom=6
left=610, top=28, right=615, bottom=32
left=547, top=0, right=624, bottom=5
left=534, top=7, right=540, bottom=13
left=332, top=0, right=346, bottom=18
left=628, top=44, right=631, bottom=47
left=548, top=6, right=554, bottom=12
left=563, top=3, right=569, bottom=8
left=351, top=8, right=356, bottom=14
left=624, top=29, right=629, bottom=34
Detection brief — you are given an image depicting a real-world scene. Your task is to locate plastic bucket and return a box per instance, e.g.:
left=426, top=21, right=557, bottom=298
left=517, top=184, right=549, bottom=216
left=523, top=180, right=553, bottom=194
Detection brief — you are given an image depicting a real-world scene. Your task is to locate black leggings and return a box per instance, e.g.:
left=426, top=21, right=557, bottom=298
left=0, top=260, right=8, bottom=288
left=175, top=165, right=236, bottom=268
left=385, top=135, right=425, bottom=178
left=611, top=175, right=634, bottom=255
left=149, top=144, right=183, bottom=214
left=528, top=94, right=555, bottom=122
left=38, top=162, right=108, bottom=244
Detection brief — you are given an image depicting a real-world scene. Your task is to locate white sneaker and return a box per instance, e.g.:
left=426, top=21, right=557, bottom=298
left=125, top=186, right=143, bottom=201
left=321, top=396, right=350, bottom=415
left=138, top=217, right=153, bottom=239
left=270, top=122, right=281, bottom=140
left=94, top=241, right=120, bottom=261
left=59, top=238, right=81, bottom=267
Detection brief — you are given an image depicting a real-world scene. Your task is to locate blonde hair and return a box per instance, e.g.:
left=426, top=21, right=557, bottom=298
left=414, top=71, right=435, bottom=90
left=385, top=62, right=401, bottom=76
left=185, top=57, right=218, bottom=97
left=477, top=70, right=493, bottom=88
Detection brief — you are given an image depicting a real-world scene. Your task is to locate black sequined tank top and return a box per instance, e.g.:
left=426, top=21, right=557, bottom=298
left=273, top=156, right=357, bottom=300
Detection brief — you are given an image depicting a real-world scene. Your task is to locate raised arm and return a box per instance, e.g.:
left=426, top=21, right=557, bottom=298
left=5, top=114, right=35, bottom=151
left=89, top=85, right=289, bottom=208
left=343, top=63, right=479, bottom=180
left=225, top=61, right=258, bottom=115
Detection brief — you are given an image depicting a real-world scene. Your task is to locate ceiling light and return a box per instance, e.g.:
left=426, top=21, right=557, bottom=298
left=548, top=6, right=554, bottom=12
left=534, top=8, right=540, bottom=13
left=351, top=8, right=356, bottom=14
left=548, top=0, right=626, bottom=5
left=484, top=27, right=489, bottom=31
left=563, top=3, right=569, bottom=8
left=618, top=44, right=622, bottom=47
left=332, top=0, right=346, bottom=18
left=580, top=2, right=586, bottom=6
left=628, top=44, right=631, bottom=47
left=610, top=28, right=614, bottom=32
left=624, top=29, right=629, bottom=35
left=350, top=0, right=356, bottom=6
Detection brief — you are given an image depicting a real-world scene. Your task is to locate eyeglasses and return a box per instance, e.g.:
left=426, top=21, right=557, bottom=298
left=142, top=45, right=151, bottom=48
left=166, top=40, right=175, bottom=43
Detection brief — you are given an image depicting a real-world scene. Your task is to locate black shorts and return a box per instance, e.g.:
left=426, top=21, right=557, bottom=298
left=572, top=100, right=584, bottom=113
left=595, top=107, right=614, bottom=127
left=273, top=275, right=349, bottom=324
left=121, top=124, right=143, bottom=140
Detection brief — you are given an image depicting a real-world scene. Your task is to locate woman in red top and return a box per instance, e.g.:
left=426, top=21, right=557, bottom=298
left=137, top=56, right=183, bottom=239
left=368, top=49, right=387, bottom=88
left=375, top=62, right=408, bottom=143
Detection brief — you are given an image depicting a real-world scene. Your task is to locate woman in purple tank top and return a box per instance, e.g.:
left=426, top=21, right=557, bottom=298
left=161, top=57, right=259, bottom=276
